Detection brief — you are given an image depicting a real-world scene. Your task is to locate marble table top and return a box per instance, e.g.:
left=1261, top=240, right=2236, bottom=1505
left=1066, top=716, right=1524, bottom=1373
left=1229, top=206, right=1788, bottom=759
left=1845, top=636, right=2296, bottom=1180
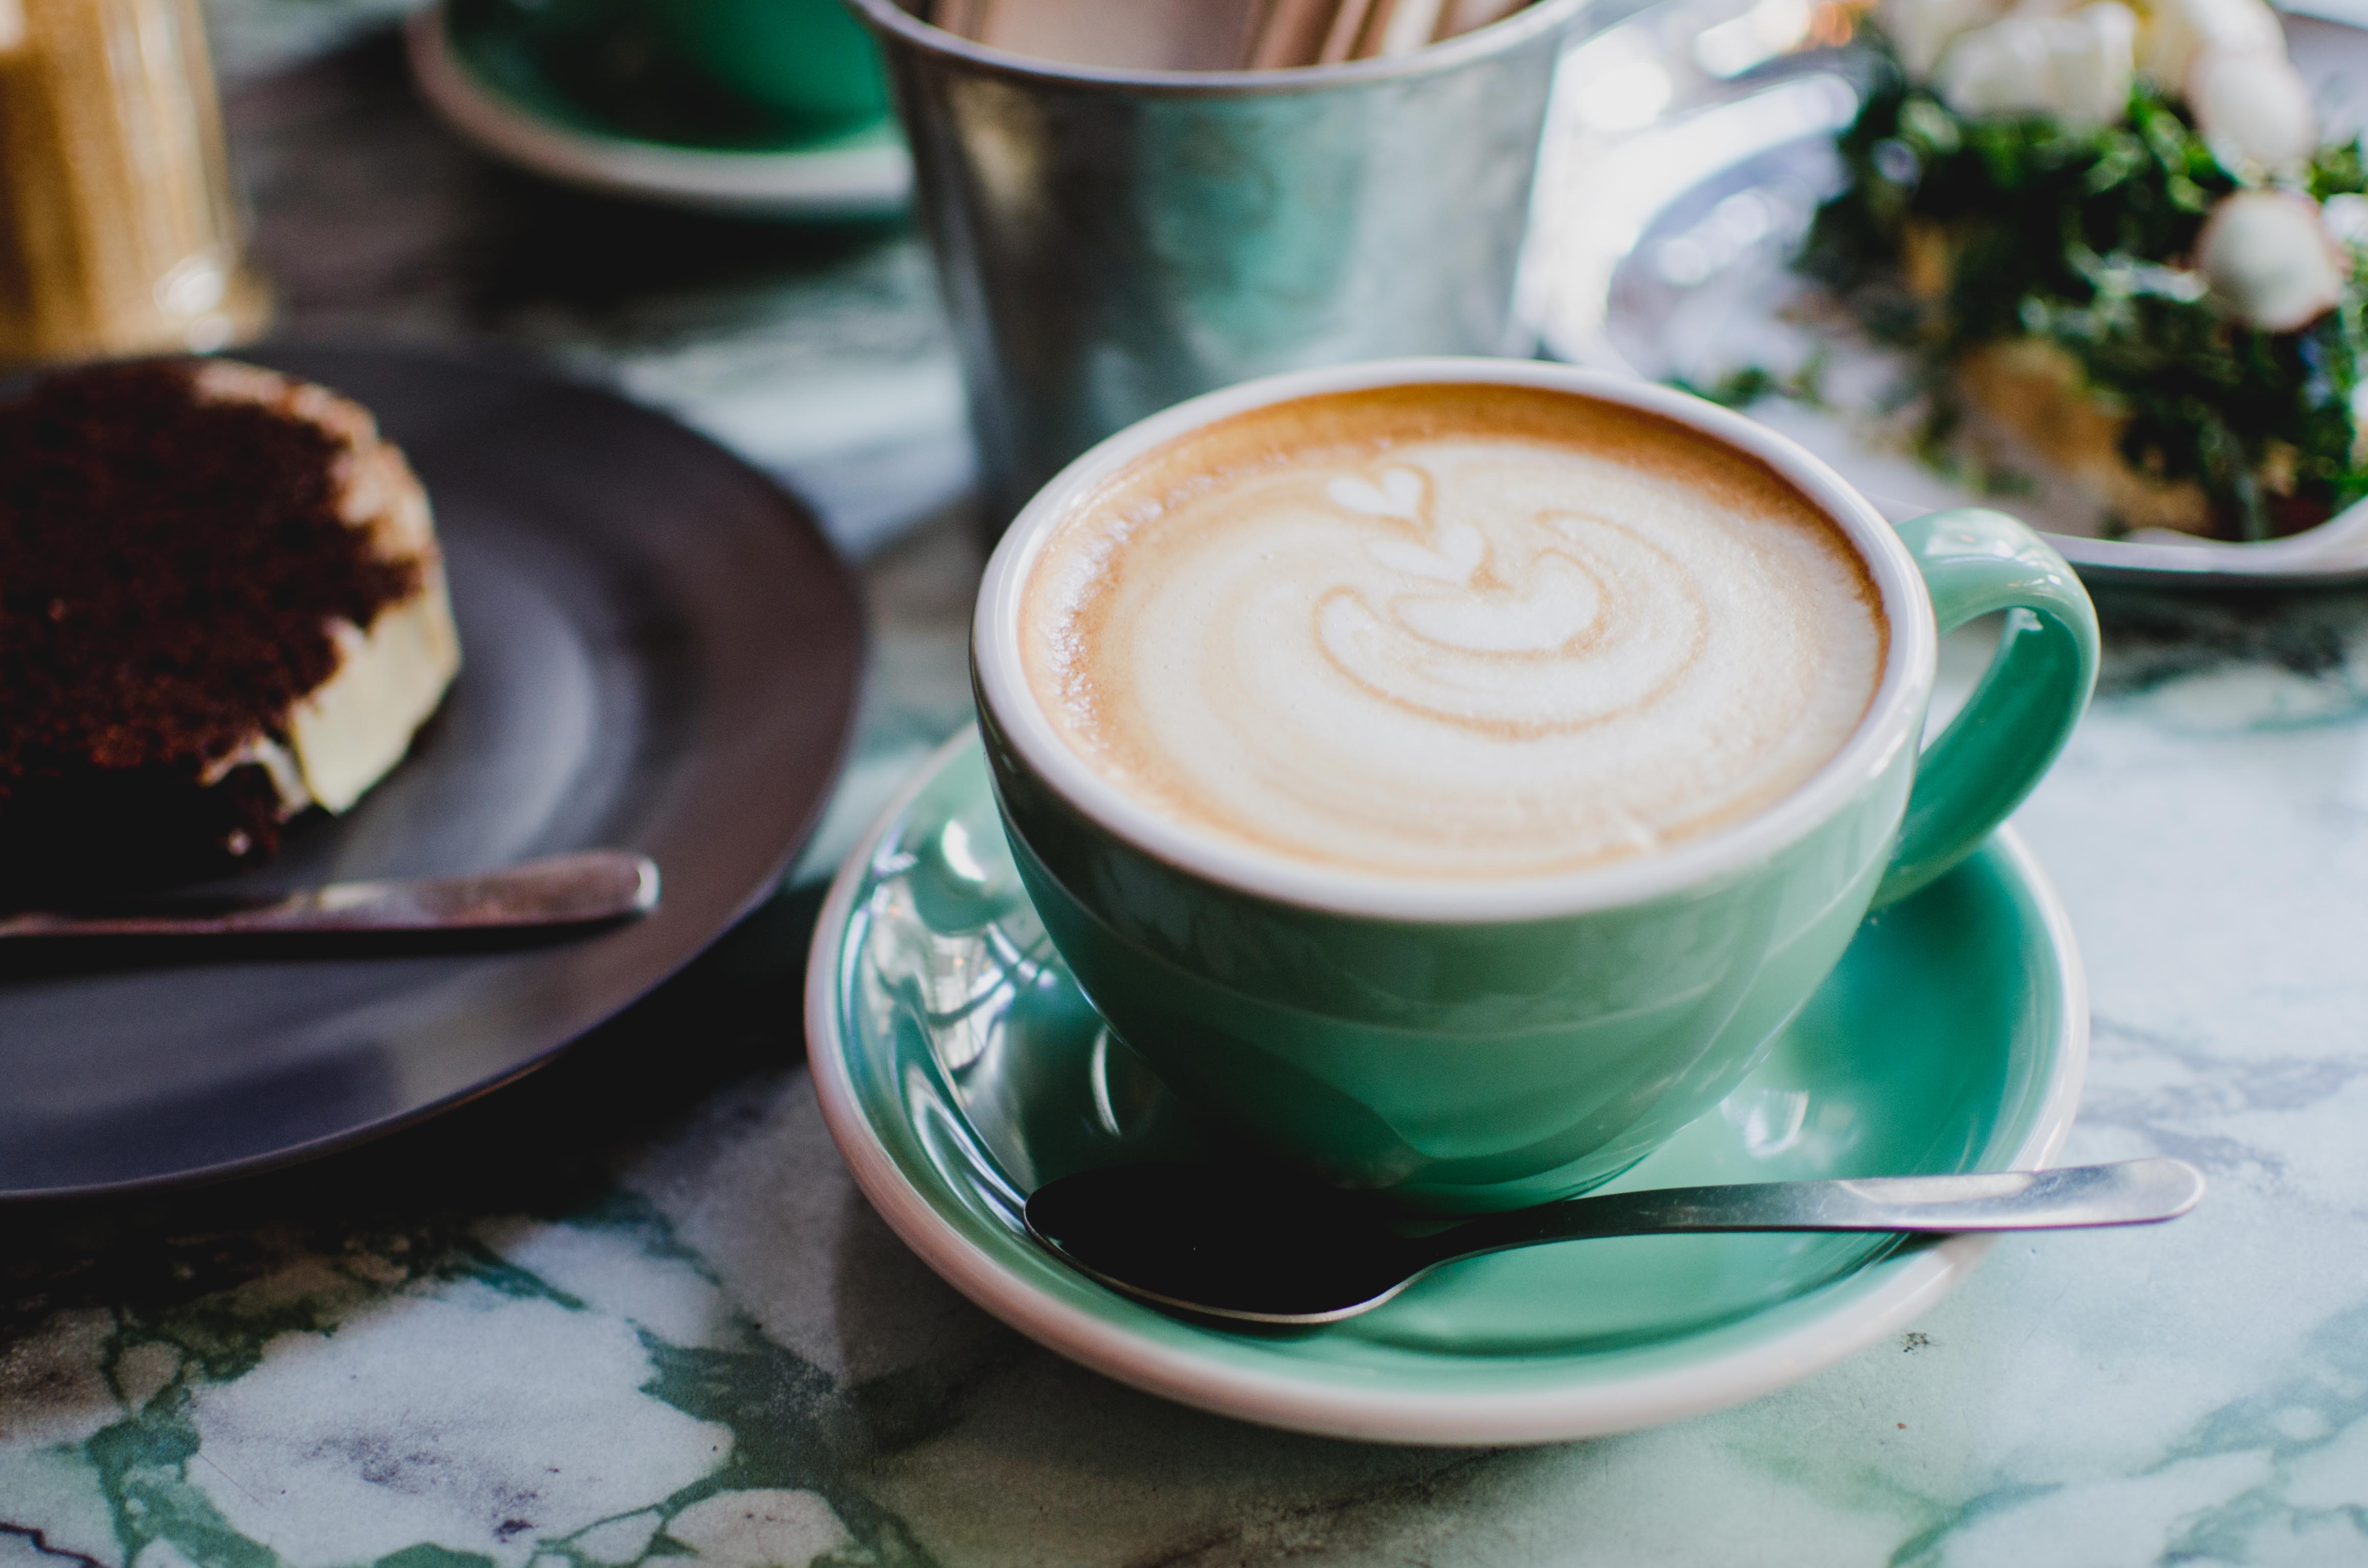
left=7, top=5, right=2368, bottom=1563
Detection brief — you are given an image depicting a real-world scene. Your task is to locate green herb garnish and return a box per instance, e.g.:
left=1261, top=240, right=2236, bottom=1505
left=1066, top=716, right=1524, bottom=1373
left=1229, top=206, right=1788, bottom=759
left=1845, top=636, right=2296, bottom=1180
left=1799, top=36, right=2368, bottom=539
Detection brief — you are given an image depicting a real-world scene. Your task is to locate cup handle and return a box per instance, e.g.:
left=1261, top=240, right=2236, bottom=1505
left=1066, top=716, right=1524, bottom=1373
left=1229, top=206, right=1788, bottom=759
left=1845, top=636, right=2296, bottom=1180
left=1875, top=508, right=2100, bottom=907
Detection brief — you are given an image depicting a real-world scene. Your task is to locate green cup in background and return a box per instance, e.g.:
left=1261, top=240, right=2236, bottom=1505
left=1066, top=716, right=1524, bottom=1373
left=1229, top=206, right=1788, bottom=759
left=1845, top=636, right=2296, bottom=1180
left=972, top=358, right=2100, bottom=1214
left=450, top=0, right=890, bottom=146
left=652, top=0, right=888, bottom=126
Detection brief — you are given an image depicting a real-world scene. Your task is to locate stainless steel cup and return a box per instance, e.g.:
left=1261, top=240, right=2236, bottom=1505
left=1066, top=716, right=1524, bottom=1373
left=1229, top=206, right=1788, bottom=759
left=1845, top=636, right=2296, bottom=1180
left=841, top=0, right=1592, bottom=525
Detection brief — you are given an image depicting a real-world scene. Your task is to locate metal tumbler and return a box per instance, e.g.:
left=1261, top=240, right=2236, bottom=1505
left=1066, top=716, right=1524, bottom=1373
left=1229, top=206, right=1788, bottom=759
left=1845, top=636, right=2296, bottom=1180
left=842, top=0, right=1593, bottom=525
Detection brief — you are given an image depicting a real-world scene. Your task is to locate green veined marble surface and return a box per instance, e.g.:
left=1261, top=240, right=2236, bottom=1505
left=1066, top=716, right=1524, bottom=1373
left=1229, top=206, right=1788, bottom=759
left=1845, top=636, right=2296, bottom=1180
left=9, top=516, right=2368, bottom=1566
left=4, top=0, right=2367, bottom=1559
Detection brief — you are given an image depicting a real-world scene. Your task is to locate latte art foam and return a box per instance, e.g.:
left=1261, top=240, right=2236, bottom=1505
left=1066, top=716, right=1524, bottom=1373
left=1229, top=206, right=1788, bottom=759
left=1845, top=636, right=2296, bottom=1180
left=1020, top=386, right=1887, bottom=880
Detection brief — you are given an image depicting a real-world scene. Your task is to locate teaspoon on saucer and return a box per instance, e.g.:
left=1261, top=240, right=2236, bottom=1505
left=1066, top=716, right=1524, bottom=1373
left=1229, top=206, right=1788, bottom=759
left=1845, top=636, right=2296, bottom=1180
left=1025, top=1157, right=2205, bottom=1324
left=0, top=849, right=659, bottom=940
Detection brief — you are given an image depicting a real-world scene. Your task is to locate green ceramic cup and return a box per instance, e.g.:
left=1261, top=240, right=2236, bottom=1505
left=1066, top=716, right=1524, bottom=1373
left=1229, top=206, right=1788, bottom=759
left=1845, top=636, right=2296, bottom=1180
left=652, top=0, right=888, bottom=125
left=468, top=0, right=891, bottom=134
left=972, top=358, right=2098, bottom=1213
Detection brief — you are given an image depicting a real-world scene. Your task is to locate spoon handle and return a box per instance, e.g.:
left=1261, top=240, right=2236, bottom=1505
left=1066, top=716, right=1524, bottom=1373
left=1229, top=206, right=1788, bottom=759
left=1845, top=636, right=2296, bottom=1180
left=0, top=850, right=660, bottom=938
left=1448, top=1159, right=2204, bottom=1257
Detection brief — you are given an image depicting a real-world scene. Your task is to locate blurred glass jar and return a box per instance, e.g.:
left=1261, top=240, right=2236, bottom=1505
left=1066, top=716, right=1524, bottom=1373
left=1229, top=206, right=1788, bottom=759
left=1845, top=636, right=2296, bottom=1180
left=0, top=0, right=268, bottom=368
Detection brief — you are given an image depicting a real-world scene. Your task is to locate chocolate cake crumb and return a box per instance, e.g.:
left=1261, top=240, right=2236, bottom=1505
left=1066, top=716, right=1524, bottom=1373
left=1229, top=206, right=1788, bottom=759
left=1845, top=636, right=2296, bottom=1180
left=0, top=359, right=424, bottom=896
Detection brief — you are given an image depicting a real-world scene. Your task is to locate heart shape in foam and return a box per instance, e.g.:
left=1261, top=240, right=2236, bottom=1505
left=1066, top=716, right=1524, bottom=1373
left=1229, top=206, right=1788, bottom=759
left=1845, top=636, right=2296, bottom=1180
left=1326, top=467, right=1426, bottom=520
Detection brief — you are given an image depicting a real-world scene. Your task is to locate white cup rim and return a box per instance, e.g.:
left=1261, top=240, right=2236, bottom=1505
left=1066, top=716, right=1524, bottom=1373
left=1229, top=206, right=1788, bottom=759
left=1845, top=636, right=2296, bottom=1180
left=972, top=357, right=1940, bottom=923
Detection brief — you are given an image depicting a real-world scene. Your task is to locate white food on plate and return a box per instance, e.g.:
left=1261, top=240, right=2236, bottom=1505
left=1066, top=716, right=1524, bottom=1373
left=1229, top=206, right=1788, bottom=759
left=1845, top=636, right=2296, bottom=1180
left=1935, top=4, right=2137, bottom=128
left=1879, top=0, right=2011, bottom=78
left=2194, top=189, right=2348, bottom=332
left=1897, top=0, right=2298, bottom=143
left=2187, top=49, right=2316, bottom=169
left=2135, top=0, right=2284, bottom=90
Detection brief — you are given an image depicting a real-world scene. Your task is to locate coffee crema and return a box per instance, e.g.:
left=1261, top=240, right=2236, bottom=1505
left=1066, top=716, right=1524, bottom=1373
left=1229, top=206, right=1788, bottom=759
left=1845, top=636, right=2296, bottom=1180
left=1018, top=384, right=1888, bottom=881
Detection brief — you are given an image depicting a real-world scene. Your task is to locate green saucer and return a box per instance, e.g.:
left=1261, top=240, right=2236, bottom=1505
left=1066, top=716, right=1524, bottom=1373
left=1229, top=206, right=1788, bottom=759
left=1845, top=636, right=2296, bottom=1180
left=806, top=734, right=2088, bottom=1444
left=408, top=3, right=909, bottom=218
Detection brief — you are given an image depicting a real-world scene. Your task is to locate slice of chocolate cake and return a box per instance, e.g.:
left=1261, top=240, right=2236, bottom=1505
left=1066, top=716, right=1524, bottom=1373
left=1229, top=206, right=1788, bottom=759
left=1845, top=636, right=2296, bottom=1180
left=0, top=358, right=461, bottom=897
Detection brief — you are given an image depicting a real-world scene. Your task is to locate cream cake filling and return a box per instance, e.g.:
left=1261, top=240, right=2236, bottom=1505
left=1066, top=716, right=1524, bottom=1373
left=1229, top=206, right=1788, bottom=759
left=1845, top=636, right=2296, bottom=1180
left=187, top=360, right=461, bottom=818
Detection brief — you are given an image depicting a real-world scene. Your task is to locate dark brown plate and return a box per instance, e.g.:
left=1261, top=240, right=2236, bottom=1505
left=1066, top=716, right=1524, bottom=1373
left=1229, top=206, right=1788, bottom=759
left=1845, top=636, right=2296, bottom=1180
left=0, top=343, right=864, bottom=1199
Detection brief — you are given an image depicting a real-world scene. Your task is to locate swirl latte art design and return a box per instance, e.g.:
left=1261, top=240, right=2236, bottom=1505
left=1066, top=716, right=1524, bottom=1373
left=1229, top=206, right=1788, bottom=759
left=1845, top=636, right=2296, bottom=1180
left=1020, top=388, right=1887, bottom=880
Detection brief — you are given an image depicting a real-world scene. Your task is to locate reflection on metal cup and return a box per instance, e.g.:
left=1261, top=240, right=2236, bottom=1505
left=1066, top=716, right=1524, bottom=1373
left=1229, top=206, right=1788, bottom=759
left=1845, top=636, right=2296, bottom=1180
left=843, top=0, right=1591, bottom=527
